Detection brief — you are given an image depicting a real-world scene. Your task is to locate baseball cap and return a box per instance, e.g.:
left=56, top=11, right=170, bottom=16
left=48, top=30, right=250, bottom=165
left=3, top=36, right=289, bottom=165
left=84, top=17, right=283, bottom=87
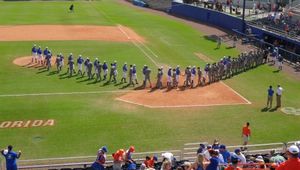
left=153, top=156, right=158, bottom=161
left=220, top=145, right=226, bottom=149
left=288, top=145, right=299, bottom=154
left=234, top=148, right=241, bottom=153
left=101, top=146, right=108, bottom=153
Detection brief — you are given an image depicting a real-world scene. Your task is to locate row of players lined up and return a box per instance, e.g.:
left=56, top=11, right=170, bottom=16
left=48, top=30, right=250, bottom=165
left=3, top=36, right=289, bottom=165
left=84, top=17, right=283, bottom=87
left=31, top=45, right=268, bottom=89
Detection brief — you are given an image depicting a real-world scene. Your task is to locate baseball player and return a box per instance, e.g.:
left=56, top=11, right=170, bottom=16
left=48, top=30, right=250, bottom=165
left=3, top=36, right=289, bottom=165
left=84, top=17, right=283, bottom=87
left=167, top=67, right=172, bottom=89
left=103, top=61, right=108, bottom=80
left=172, top=68, right=177, bottom=88
left=184, top=66, right=192, bottom=87
left=77, top=55, right=84, bottom=76
left=31, top=44, right=38, bottom=63
left=191, top=66, right=196, bottom=88
left=43, top=47, right=49, bottom=66
left=67, top=53, right=75, bottom=74
left=143, top=66, right=152, bottom=88
left=37, top=46, right=43, bottom=65
left=87, top=60, right=93, bottom=80
left=111, top=63, right=118, bottom=83
left=197, top=67, right=203, bottom=86
left=68, top=59, right=75, bottom=77
left=92, top=58, right=100, bottom=79
left=83, top=57, right=90, bottom=77
left=120, top=63, right=128, bottom=83
left=156, top=67, right=163, bottom=89
left=204, top=63, right=210, bottom=85
left=45, top=50, right=52, bottom=71
left=175, top=65, right=180, bottom=88
left=132, top=64, right=138, bottom=85
left=142, top=65, right=147, bottom=86
left=128, top=65, right=134, bottom=86
left=55, top=54, right=61, bottom=73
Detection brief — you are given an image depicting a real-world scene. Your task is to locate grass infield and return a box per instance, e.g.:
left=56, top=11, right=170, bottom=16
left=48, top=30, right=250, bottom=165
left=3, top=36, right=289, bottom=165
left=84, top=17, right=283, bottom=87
left=0, top=0, right=299, bottom=159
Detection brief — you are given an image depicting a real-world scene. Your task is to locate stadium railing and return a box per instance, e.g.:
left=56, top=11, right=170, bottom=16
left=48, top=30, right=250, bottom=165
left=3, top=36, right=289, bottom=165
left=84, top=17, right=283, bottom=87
left=18, top=150, right=182, bottom=169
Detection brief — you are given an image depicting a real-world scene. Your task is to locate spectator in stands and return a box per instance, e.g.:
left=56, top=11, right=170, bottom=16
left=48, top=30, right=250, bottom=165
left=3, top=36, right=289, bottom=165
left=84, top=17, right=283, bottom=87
left=206, top=150, right=219, bottom=170
left=224, top=157, right=243, bottom=170
left=1, top=145, right=21, bottom=170
left=204, top=145, right=212, bottom=161
left=161, top=160, right=172, bottom=170
left=255, top=155, right=266, bottom=169
left=233, top=148, right=246, bottom=164
left=267, top=85, right=274, bottom=109
left=276, top=145, right=300, bottom=170
left=276, top=85, right=283, bottom=108
left=91, top=146, right=107, bottom=170
left=241, top=122, right=251, bottom=150
left=220, top=145, right=231, bottom=164
left=269, top=149, right=286, bottom=164
left=212, top=139, right=220, bottom=149
left=183, top=161, right=192, bottom=170
left=162, top=152, right=175, bottom=167
left=192, top=154, right=205, bottom=170
left=125, top=146, right=136, bottom=170
left=112, top=149, right=125, bottom=170
left=197, top=144, right=206, bottom=154
left=295, top=141, right=300, bottom=158
left=143, top=155, right=157, bottom=169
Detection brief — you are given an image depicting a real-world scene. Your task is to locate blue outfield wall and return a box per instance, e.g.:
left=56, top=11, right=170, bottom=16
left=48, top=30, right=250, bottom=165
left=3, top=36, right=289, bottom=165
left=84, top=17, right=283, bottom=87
left=169, top=2, right=244, bottom=32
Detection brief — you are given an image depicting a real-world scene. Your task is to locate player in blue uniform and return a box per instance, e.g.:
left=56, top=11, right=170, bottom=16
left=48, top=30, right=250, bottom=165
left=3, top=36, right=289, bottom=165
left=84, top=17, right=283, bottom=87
left=175, top=65, right=180, bottom=88
left=102, top=61, right=108, bottom=80
left=37, top=46, right=43, bottom=65
left=83, top=57, right=90, bottom=77
left=91, top=146, right=107, bottom=170
left=191, top=66, right=196, bottom=88
left=1, top=145, right=21, bottom=170
left=43, top=47, right=49, bottom=66
left=132, top=64, right=138, bottom=85
left=67, top=53, right=75, bottom=74
left=45, top=50, right=52, bottom=71
left=31, top=44, right=38, bottom=63
left=167, top=67, right=172, bottom=89
left=77, top=55, right=84, bottom=76
left=121, top=63, right=128, bottom=83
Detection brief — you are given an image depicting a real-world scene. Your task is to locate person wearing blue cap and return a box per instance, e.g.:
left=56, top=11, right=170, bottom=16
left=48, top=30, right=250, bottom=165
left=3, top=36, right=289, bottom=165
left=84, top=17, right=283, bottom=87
left=220, top=145, right=231, bottom=164
left=224, top=156, right=242, bottom=170
left=91, top=146, right=108, bottom=170
left=233, top=148, right=246, bottom=164
left=1, top=145, right=21, bottom=170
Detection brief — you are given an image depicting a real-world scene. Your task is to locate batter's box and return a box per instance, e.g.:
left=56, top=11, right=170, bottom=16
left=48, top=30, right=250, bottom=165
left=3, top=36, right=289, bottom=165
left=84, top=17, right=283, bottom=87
left=116, top=82, right=251, bottom=108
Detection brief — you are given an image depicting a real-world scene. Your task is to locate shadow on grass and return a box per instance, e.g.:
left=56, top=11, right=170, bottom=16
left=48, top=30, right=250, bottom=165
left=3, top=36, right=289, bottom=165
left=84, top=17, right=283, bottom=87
left=36, top=69, right=48, bottom=74
left=261, top=107, right=269, bottom=112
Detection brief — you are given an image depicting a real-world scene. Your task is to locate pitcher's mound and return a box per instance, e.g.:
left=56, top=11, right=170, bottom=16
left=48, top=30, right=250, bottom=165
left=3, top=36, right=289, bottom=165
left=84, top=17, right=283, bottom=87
left=117, top=82, right=250, bottom=108
left=13, top=56, right=55, bottom=67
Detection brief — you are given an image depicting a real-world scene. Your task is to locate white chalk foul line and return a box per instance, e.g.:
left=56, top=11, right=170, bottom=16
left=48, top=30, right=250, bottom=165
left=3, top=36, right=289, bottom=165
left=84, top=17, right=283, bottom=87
left=220, top=81, right=252, bottom=104
left=117, top=25, right=159, bottom=67
left=0, top=90, right=131, bottom=98
left=116, top=97, right=250, bottom=109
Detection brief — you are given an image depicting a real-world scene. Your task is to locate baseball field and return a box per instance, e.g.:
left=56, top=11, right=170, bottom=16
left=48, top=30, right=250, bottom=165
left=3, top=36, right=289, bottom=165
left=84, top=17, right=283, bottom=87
left=0, top=0, right=299, bottom=160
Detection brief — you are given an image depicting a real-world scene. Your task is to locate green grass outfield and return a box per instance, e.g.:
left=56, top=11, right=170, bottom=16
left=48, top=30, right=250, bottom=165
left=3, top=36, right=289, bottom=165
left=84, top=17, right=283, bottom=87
left=0, top=0, right=299, bottom=159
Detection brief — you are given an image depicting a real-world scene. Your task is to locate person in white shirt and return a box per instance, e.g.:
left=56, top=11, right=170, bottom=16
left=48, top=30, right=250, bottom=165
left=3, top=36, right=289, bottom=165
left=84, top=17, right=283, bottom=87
left=233, top=149, right=246, bottom=164
left=276, top=85, right=283, bottom=108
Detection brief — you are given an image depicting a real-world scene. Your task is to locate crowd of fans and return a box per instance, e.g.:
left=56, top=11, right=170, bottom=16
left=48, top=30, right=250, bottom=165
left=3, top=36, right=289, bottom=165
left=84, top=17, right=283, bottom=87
left=2, top=141, right=300, bottom=170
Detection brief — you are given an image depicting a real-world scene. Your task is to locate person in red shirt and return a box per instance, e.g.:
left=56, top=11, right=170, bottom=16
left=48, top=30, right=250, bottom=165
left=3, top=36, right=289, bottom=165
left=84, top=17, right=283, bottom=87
left=143, top=156, right=158, bottom=168
left=276, top=145, right=300, bottom=170
left=241, top=122, right=251, bottom=150
left=112, top=149, right=125, bottom=170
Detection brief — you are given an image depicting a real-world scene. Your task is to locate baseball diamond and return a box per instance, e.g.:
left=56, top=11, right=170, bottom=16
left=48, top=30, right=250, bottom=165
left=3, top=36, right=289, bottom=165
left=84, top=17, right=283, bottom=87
left=0, top=0, right=299, bottom=169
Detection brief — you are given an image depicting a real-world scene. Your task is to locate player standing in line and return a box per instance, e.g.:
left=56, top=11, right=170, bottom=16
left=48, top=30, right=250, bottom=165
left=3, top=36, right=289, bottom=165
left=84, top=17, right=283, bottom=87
left=184, top=66, right=192, bottom=88
left=132, top=64, right=138, bottom=85
left=45, top=50, right=52, bottom=71
left=112, top=62, right=118, bottom=83
left=37, top=46, right=43, bottom=65
left=197, top=67, right=203, bottom=87
left=191, top=66, right=196, bottom=88
left=77, top=55, right=84, bottom=76
left=143, top=66, right=152, bottom=89
left=83, top=57, right=89, bottom=77
left=67, top=53, right=74, bottom=74
left=68, top=59, right=75, bottom=77
left=87, top=60, right=93, bottom=80
left=204, top=64, right=210, bottom=85
left=93, top=58, right=99, bottom=79
left=102, top=61, right=108, bottom=80
left=156, top=67, right=163, bottom=89
left=31, top=44, right=38, bottom=63
left=55, top=54, right=61, bottom=73
left=43, top=47, right=49, bottom=66
left=172, top=68, right=177, bottom=88
left=120, top=63, right=128, bottom=83
left=128, top=64, right=134, bottom=86
left=142, top=65, right=147, bottom=86
left=175, top=65, right=180, bottom=88
left=167, top=67, right=172, bottom=89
